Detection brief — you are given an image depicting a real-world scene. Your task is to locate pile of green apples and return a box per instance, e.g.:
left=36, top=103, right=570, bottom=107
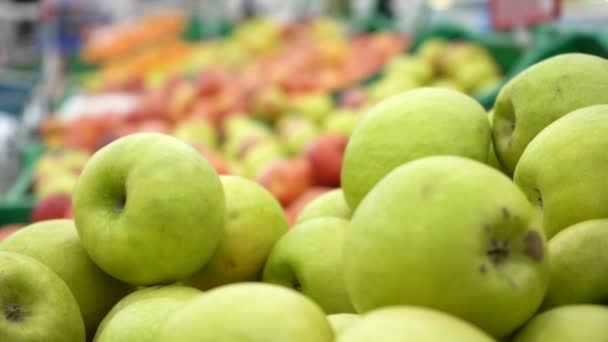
left=366, top=38, right=502, bottom=104
left=2, top=52, right=608, bottom=342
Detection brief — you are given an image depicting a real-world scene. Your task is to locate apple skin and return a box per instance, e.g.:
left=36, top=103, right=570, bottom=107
left=290, top=93, right=334, bottom=123
left=172, top=118, right=217, bottom=149
left=185, top=176, right=288, bottom=290
left=322, top=110, right=361, bottom=137
left=191, top=143, right=231, bottom=175
left=0, top=251, right=86, bottom=342
left=30, top=192, right=72, bottom=222
left=285, top=187, right=331, bottom=226
left=342, top=87, right=491, bottom=211
left=541, top=219, right=608, bottom=309
left=0, top=224, right=21, bottom=241
left=343, top=156, right=549, bottom=337
left=263, top=217, right=354, bottom=314
left=305, top=134, right=348, bottom=188
left=277, top=115, right=320, bottom=157
left=157, top=283, right=334, bottom=342
left=34, top=172, right=78, bottom=199
left=0, top=219, right=133, bottom=339
left=514, top=105, right=608, bottom=239
left=72, top=133, right=226, bottom=285
left=493, top=53, right=608, bottom=175
left=512, top=305, right=608, bottom=342
left=256, top=158, right=313, bottom=207
left=336, top=307, right=494, bottom=342
left=94, top=285, right=201, bottom=342
left=327, top=314, right=361, bottom=337
left=295, top=189, right=352, bottom=224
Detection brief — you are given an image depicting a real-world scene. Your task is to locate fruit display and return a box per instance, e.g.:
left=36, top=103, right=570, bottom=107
left=2, top=8, right=608, bottom=339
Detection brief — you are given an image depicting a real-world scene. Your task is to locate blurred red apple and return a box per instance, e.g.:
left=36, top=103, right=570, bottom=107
left=284, top=187, right=331, bottom=226
left=257, top=158, right=313, bottom=207
left=191, top=144, right=231, bottom=175
left=340, top=87, right=368, bottom=109
left=30, top=192, right=72, bottom=223
left=196, top=69, right=226, bottom=96
left=0, top=224, right=22, bottom=241
left=136, top=119, right=171, bottom=134
left=305, top=134, right=348, bottom=187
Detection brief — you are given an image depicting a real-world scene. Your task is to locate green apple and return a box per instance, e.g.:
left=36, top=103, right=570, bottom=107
left=0, top=219, right=133, bottom=339
left=0, top=251, right=86, bottom=342
left=430, top=77, right=466, bottom=93
left=186, top=176, right=288, bottom=290
left=223, top=118, right=272, bottom=160
left=252, top=86, right=288, bottom=122
left=290, top=93, right=334, bottom=123
left=322, top=109, right=361, bottom=136
left=173, top=118, right=217, bottom=149
left=514, top=104, right=608, bottom=238
left=157, top=283, right=334, bottom=341
left=277, top=116, right=320, bottom=156
left=73, top=133, right=226, bottom=285
left=367, top=76, right=418, bottom=104
left=342, top=87, right=491, bottom=210
left=451, top=60, right=500, bottom=93
left=94, top=285, right=201, bottom=342
left=34, top=172, right=78, bottom=199
left=336, top=307, right=494, bottom=342
left=383, top=55, right=434, bottom=84
left=295, top=189, right=352, bottom=224
left=344, top=156, right=549, bottom=337
left=263, top=217, right=353, bottom=313
left=493, top=53, right=608, bottom=175
left=327, top=314, right=361, bottom=336
left=512, top=305, right=608, bottom=342
left=416, top=38, right=448, bottom=67
left=541, top=219, right=608, bottom=309
left=441, top=43, right=492, bottom=76
left=242, top=139, right=285, bottom=178
left=487, top=110, right=504, bottom=172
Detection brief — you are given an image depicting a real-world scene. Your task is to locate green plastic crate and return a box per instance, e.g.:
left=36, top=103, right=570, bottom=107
left=0, top=143, right=45, bottom=225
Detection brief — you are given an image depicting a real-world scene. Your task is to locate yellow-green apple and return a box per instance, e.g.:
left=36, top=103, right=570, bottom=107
left=493, top=53, right=608, bottom=175
left=72, top=133, right=226, bottom=285
left=344, top=156, right=549, bottom=337
left=450, top=59, right=500, bottom=93
left=30, top=192, right=72, bottom=222
left=252, top=86, right=288, bottom=122
left=367, top=76, right=418, bottom=104
left=0, top=251, right=85, bottom=342
left=172, top=118, right=217, bottom=148
left=440, top=43, right=492, bottom=76
left=322, top=109, right=361, bottom=136
left=0, top=220, right=133, bottom=339
left=34, top=172, right=78, bottom=199
left=416, top=37, right=448, bottom=67
left=430, top=77, right=466, bottom=93
left=290, top=93, right=334, bottom=123
left=277, top=116, right=319, bottom=156
left=263, top=217, right=354, bottom=313
left=34, top=149, right=89, bottom=182
left=257, top=158, right=313, bottom=207
left=94, top=285, right=201, bottom=342
left=512, top=305, right=608, bottom=342
left=0, top=224, right=21, bottom=241
left=342, top=87, right=491, bottom=210
left=242, top=140, right=285, bottom=178
left=514, top=105, right=608, bottom=238
left=285, top=187, right=331, bottom=226
left=223, top=117, right=272, bottom=159
left=295, top=189, right=352, bottom=224
left=186, top=176, right=288, bottom=290
left=327, top=314, right=361, bottom=337
left=157, top=283, right=333, bottom=342
left=305, top=134, right=348, bottom=187
left=541, top=219, right=608, bottom=309
left=486, top=110, right=504, bottom=172
left=383, top=55, right=433, bottom=84
left=336, top=307, right=494, bottom=342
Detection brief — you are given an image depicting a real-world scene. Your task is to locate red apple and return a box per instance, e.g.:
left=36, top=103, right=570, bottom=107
left=191, top=144, right=231, bottom=175
left=305, top=134, right=349, bottom=187
left=0, top=224, right=22, bottom=241
left=257, top=158, right=313, bottom=207
left=196, top=69, right=226, bottom=96
left=284, top=187, right=331, bottom=226
left=30, top=192, right=72, bottom=223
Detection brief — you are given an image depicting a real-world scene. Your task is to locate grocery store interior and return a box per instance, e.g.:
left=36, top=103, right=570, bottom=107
left=1, top=1, right=608, bottom=340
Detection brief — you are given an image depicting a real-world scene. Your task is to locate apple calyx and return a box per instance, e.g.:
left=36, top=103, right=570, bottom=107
left=293, top=282, right=302, bottom=292
left=4, top=303, right=25, bottom=322
left=486, top=240, right=510, bottom=265
left=114, top=194, right=127, bottom=213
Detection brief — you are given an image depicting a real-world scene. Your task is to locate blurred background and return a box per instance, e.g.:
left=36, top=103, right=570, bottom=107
left=0, top=0, right=607, bottom=225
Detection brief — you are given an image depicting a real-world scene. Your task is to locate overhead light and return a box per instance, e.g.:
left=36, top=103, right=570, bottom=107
left=428, top=0, right=455, bottom=11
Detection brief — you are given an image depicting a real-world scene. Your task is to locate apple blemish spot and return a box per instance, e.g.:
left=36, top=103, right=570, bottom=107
left=4, top=303, right=24, bottom=322
left=523, top=231, right=544, bottom=262
left=501, top=207, right=510, bottom=220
